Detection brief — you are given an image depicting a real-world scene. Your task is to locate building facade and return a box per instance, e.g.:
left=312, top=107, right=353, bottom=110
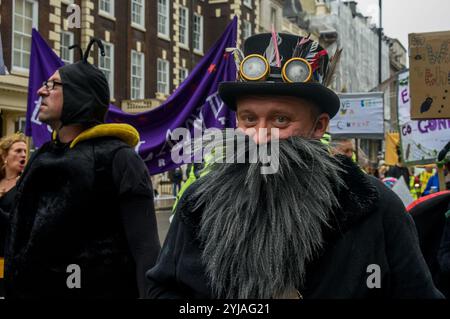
left=0, top=0, right=234, bottom=135
left=305, top=0, right=391, bottom=167
left=387, top=37, right=407, bottom=132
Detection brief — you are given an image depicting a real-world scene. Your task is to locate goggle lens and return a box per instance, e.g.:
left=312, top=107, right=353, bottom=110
left=240, top=55, right=269, bottom=81
left=282, top=58, right=312, bottom=83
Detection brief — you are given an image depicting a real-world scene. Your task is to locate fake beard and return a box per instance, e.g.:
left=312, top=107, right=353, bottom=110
left=191, top=136, right=344, bottom=299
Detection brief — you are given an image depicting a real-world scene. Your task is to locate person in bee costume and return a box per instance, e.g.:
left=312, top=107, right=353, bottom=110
left=4, top=39, right=160, bottom=299
left=146, top=33, right=443, bottom=299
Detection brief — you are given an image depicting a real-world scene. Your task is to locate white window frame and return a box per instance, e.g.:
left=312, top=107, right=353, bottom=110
left=157, top=0, right=170, bottom=39
left=243, top=0, right=252, bottom=9
left=131, top=50, right=145, bottom=100
left=179, top=67, right=189, bottom=84
left=131, top=0, right=145, bottom=29
left=157, top=58, right=170, bottom=95
left=15, top=116, right=27, bottom=133
left=193, top=13, right=204, bottom=54
left=99, top=0, right=115, bottom=18
left=12, top=0, right=39, bottom=73
left=178, top=5, right=189, bottom=48
left=243, top=20, right=252, bottom=40
left=99, top=42, right=114, bottom=100
left=60, top=31, right=74, bottom=64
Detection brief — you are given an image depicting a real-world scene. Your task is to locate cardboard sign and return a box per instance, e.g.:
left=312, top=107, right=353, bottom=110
left=409, top=31, right=450, bottom=119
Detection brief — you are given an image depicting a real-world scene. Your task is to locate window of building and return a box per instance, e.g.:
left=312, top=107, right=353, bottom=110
left=179, top=6, right=189, bottom=47
left=99, top=42, right=114, bottom=99
left=193, top=13, right=203, bottom=53
left=12, top=0, right=38, bottom=71
left=243, top=0, right=252, bottom=9
left=243, top=20, right=252, bottom=40
left=131, top=0, right=145, bottom=28
left=157, top=58, right=170, bottom=95
left=60, top=31, right=74, bottom=64
left=157, top=0, right=169, bottom=37
left=99, top=0, right=114, bottom=17
left=179, top=67, right=189, bottom=84
left=15, top=117, right=26, bottom=133
left=131, top=50, right=145, bottom=99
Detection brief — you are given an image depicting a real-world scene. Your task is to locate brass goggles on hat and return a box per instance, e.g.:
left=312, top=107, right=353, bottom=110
left=239, top=54, right=313, bottom=83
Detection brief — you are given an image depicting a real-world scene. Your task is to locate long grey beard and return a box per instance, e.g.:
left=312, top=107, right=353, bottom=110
left=191, top=136, right=344, bottom=299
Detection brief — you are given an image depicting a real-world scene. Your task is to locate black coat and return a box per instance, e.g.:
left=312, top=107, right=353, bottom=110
left=147, top=157, right=443, bottom=299
left=5, top=134, right=160, bottom=299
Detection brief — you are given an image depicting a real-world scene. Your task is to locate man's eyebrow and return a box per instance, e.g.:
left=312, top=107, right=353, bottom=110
left=237, top=109, right=255, bottom=115
left=267, top=109, right=295, bottom=116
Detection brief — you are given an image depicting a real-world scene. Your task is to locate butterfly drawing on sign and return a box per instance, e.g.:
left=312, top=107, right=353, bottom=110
left=426, top=41, right=449, bottom=64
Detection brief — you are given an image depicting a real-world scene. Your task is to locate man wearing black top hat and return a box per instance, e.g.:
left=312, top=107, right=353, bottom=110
left=146, top=33, right=442, bottom=299
left=4, top=39, right=160, bottom=298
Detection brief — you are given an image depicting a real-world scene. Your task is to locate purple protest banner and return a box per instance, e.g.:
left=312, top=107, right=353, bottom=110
left=25, top=29, right=64, bottom=147
left=25, top=18, right=238, bottom=174
left=107, top=17, right=238, bottom=174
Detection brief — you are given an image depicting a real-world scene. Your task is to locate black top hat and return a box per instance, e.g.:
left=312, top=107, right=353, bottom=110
left=219, top=33, right=341, bottom=118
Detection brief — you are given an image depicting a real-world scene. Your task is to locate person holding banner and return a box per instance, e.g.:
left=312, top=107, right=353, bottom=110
left=147, top=33, right=442, bottom=299
left=4, top=39, right=160, bottom=299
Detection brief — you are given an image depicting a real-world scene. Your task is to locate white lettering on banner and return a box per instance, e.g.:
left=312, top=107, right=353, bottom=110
left=207, top=92, right=224, bottom=120
left=31, top=97, right=53, bottom=133
left=142, top=152, right=153, bottom=162
left=184, top=105, right=204, bottom=132
left=135, top=140, right=146, bottom=153
left=31, top=98, right=43, bottom=125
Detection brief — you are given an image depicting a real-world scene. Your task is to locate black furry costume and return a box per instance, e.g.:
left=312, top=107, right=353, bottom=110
left=147, top=138, right=443, bottom=299
left=4, top=40, right=160, bottom=298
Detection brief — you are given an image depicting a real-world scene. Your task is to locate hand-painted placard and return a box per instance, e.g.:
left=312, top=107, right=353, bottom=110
left=409, top=31, right=450, bottom=119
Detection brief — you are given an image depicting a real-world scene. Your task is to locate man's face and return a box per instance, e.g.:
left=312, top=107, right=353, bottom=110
left=236, top=95, right=329, bottom=143
left=334, top=140, right=355, bottom=158
left=37, top=70, right=63, bottom=129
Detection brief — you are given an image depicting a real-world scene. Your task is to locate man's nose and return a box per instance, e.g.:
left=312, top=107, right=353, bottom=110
left=251, top=122, right=273, bottom=144
left=37, top=85, right=48, bottom=96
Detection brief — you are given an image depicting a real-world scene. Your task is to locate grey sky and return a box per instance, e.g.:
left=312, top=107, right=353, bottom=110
left=354, top=0, right=450, bottom=53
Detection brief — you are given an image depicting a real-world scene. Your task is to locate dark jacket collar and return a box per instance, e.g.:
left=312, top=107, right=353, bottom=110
left=330, top=155, right=380, bottom=233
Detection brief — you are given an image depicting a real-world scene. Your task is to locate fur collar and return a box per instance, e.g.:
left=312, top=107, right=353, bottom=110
left=70, top=124, right=140, bottom=148
left=178, top=154, right=379, bottom=236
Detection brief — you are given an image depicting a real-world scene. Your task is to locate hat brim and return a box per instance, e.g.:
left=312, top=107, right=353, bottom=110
left=219, top=82, right=340, bottom=119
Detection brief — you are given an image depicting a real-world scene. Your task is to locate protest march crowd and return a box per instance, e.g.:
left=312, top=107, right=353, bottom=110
left=0, top=19, right=449, bottom=301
